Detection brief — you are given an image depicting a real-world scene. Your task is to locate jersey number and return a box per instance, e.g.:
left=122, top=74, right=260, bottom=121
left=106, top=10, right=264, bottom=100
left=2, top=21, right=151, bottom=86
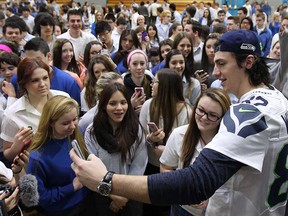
left=267, top=143, right=288, bottom=208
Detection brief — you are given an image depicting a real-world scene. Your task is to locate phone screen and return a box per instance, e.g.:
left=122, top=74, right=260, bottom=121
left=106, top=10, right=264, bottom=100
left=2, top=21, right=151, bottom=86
left=135, top=87, right=144, bottom=95
left=101, top=49, right=109, bottom=55
left=148, top=122, right=158, bottom=132
left=71, top=139, right=86, bottom=160
left=142, top=32, right=147, bottom=41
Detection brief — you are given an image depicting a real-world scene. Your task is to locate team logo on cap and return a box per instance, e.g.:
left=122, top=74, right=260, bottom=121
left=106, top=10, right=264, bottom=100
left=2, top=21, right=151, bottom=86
left=240, top=43, right=256, bottom=52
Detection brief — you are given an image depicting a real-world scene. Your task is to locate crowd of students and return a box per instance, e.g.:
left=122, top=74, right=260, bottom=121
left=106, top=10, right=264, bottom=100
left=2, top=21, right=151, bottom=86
left=0, top=0, right=287, bottom=215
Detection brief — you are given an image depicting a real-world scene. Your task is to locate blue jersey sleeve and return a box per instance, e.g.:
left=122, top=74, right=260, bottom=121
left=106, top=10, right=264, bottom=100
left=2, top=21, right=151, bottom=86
left=11, top=75, right=19, bottom=97
left=148, top=148, right=243, bottom=205
left=50, top=66, right=81, bottom=106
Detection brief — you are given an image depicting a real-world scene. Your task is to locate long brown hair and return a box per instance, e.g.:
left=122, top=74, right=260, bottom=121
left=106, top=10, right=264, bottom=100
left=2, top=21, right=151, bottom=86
left=84, top=56, right=117, bottom=108
left=52, top=38, right=80, bottom=76
left=181, top=88, right=231, bottom=168
left=150, top=68, right=187, bottom=144
left=201, top=33, right=220, bottom=72
left=165, top=49, right=195, bottom=101
left=92, top=83, right=144, bottom=162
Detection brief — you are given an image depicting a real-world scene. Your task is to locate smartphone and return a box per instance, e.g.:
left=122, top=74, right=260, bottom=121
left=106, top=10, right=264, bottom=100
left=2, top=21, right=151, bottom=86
left=71, top=139, right=86, bottom=160
left=0, top=184, right=14, bottom=195
left=101, top=49, right=109, bottom=55
left=148, top=122, right=158, bottom=133
left=142, top=31, right=147, bottom=41
left=20, top=126, right=33, bottom=153
left=20, top=142, right=30, bottom=153
left=195, top=70, right=205, bottom=76
left=135, top=87, right=144, bottom=96
left=14, top=126, right=33, bottom=165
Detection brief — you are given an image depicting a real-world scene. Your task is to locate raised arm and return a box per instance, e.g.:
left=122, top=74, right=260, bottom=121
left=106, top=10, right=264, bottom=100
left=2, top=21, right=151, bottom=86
left=70, top=149, right=151, bottom=203
left=272, top=28, right=288, bottom=95
left=3, top=127, right=33, bottom=162
left=70, top=148, right=243, bottom=205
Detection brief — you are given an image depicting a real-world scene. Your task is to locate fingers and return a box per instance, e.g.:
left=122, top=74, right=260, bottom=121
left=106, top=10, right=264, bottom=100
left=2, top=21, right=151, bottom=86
left=0, top=189, right=11, bottom=200
left=2, top=80, right=8, bottom=89
left=195, top=71, right=209, bottom=83
left=199, top=74, right=209, bottom=83
left=21, top=150, right=30, bottom=163
left=13, top=151, right=28, bottom=169
left=5, top=187, right=20, bottom=211
left=11, top=160, right=22, bottom=173
left=86, top=153, right=98, bottom=162
left=131, top=92, right=146, bottom=108
left=109, top=201, right=120, bottom=213
left=2, top=81, right=16, bottom=96
left=134, top=105, right=142, bottom=114
left=7, top=187, right=19, bottom=200
left=78, top=54, right=84, bottom=63
left=152, top=128, right=164, bottom=136
left=139, top=94, right=146, bottom=102
left=131, top=92, right=138, bottom=100
left=70, top=148, right=82, bottom=166
left=70, top=149, right=96, bottom=171
left=73, top=177, right=83, bottom=191
left=149, top=129, right=165, bottom=142
left=15, top=128, right=33, bottom=143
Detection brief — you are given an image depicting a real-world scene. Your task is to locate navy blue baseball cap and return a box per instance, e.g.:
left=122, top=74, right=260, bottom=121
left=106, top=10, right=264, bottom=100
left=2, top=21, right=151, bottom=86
left=217, top=30, right=261, bottom=57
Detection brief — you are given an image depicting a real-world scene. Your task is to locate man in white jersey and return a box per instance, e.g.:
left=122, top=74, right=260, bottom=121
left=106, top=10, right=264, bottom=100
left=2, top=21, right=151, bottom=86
left=70, top=30, right=288, bottom=215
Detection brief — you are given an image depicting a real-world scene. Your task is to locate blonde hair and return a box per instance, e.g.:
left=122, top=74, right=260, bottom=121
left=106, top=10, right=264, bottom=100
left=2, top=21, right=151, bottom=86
left=95, top=10, right=103, bottom=22
left=30, top=96, right=88, bottom=158
left=272, top=12, right=280, bottom=22
left=161, top=10, right=171, bottom=17
left=95, top=72, right=122, bottom=98
left=160, top=10, right=171, bottom=21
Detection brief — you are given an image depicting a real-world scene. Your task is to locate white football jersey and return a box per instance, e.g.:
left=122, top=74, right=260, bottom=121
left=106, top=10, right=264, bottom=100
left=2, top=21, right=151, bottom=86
left=206, top=87, right=288, bottom=216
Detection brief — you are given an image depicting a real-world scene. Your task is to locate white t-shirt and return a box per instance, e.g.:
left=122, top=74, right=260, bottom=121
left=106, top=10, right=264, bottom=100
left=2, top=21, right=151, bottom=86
left=80, top=87, right=89, bottom=112
left=111, top=29, right=121, bottom=51
left=160, top=125, right=204, bottom=215
left=57, top=30, right=97, bottom=60
left=139, top=99, right=192, bottom=166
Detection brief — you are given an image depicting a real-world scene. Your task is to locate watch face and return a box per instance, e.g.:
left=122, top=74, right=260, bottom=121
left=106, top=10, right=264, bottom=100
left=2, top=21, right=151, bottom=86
left=97, top=182, right=111, bottom=196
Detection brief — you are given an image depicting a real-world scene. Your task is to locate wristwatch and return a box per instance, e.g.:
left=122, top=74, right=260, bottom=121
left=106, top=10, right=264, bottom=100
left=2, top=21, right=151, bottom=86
left=97, top=171, right=115, bottom=196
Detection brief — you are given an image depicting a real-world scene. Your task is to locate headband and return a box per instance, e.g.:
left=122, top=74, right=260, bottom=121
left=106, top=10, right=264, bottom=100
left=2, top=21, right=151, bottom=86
left=127, top=49, right=148, bottom=66
left=0, top=44, right=12, bottom=53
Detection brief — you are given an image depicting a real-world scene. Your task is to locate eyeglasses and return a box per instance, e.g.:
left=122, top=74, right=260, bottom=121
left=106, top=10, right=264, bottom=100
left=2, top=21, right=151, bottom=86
left=195, top=107, right=221, bottom=122
left=90, top=51, right=101, bottom=55
left=151, top=79, right=159, bottom=84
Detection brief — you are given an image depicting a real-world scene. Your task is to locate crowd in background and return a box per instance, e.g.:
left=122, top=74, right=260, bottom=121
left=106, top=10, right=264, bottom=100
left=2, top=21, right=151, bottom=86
left=0, top=0, right=286, bottom=215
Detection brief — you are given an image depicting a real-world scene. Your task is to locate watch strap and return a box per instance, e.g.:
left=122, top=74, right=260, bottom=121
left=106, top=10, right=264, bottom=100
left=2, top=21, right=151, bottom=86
left=103, top=171, right=115, bottom=183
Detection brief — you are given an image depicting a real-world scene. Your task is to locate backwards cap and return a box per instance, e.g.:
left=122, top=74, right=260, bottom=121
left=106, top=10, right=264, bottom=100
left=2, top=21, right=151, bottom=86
left=217, top=30, right=261, bottom=57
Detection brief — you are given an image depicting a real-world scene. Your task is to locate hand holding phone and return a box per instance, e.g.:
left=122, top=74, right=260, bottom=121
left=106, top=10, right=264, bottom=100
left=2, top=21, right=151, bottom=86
left=142, top=31, right=148, bottom=41
left=195, top=70, right=208, bottom=83
left=195, top=70, right=205, bottom=76
left=20, top=126, right=33, bottom=153
left=71, top=139, right=86, bottom=160
left=135, top=87, right=144, bottom=96
left=101, top=49, right=109, bottom=55
left=148, top=122, right=158, bottom=133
